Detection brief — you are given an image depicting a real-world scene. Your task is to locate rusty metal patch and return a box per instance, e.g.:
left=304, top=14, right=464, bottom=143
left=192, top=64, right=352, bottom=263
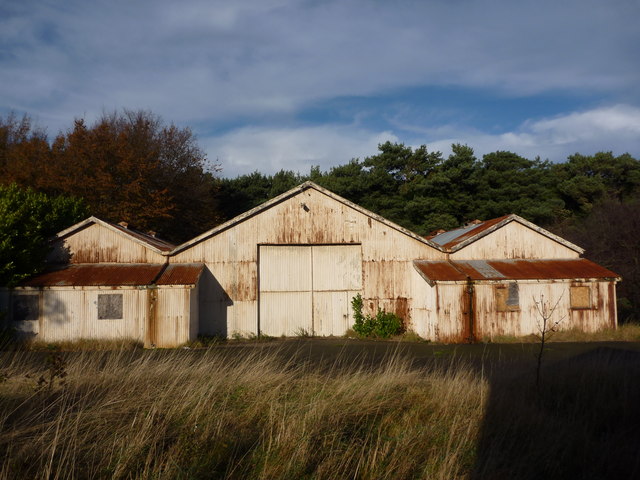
left=413, top=260, right=467, bottom=282
left=21, top=263, right=204, bottom=287
left=156, top=264, right=205, bottom=285
left=414, top=258, right=620, bottom=282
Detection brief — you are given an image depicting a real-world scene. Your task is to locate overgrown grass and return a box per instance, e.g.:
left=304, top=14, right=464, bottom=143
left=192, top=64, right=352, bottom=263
left=484, top=322, right=640, bottom=344
left=1, top=342, right=639, bottom=479
left=0, top=347, right=484, bottom=479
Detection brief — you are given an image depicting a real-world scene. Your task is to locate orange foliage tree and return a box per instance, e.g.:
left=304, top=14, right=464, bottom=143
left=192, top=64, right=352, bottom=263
left=1, top=110, right=219, bottom=243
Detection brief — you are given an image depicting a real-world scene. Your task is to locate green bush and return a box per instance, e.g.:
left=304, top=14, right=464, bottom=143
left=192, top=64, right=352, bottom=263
left=351, top=294, right=404, bottom=338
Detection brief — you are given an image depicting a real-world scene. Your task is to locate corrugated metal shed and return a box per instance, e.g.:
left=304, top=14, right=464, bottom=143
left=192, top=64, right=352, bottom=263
left=20, top=263, right=204, bottom=287
left=414, top=258, right=621, bottom=284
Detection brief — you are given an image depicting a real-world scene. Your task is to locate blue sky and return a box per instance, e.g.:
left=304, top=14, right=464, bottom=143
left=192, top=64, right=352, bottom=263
left=1, top=0, right=639, bottom=177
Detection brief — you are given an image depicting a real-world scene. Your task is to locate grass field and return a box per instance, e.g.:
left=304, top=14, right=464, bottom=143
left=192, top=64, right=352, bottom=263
left=1, top=339, right=640, bottom=479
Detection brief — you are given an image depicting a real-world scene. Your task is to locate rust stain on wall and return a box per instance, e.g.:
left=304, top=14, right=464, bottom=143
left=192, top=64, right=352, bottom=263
left=608, top=282, right=617, bottom=328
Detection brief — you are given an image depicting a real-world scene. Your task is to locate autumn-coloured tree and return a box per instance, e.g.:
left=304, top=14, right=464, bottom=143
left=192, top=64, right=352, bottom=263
left=43, top=110, right=219, bottom=242
left=0, top=113, right=50, bottom=188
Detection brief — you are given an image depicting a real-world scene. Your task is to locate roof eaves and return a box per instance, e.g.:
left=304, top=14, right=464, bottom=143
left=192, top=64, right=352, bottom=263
left=53, top=216, right=99, bottom=240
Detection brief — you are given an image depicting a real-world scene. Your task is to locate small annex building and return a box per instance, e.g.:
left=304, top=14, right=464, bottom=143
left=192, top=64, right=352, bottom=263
left=1, top=218, right=204, bottom=347
left=414, top=215, right=620, bottom=341
left=0, top=182, right=621, bottom=345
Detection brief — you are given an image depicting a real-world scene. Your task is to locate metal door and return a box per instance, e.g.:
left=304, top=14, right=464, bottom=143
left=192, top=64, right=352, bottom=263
left=259, top=245, right=362, bottom=336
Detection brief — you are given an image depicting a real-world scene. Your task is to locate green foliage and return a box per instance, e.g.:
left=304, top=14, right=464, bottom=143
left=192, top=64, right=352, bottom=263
left=351, top=294, right=404, bottom=338
left=216, top=142, right=640, bottom=236
left=0, top=183, right=88, bottom=286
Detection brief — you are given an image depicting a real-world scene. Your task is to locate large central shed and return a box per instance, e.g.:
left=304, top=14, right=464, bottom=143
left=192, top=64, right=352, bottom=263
left=170, top=182, right=445, bottom=337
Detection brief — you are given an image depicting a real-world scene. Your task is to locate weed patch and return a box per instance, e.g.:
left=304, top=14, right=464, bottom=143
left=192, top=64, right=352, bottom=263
left=351, top=294, right=404, bottom=338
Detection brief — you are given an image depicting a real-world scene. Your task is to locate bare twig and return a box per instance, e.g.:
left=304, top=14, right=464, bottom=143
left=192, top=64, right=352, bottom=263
left=533, top=293, right=566, bottom=388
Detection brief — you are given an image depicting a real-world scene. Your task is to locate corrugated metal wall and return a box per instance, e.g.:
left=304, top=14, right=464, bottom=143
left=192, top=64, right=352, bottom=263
left=6, top=287, right=196, bottom=347
left=154, top=287, right=196, bottom=346
left=476, top=280, right=616, bottom=338
left=423, top=280, right=616, bottom=341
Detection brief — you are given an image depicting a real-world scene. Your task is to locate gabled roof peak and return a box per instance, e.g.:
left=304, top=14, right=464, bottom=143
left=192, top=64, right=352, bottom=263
left=55, top=216, right=175, bottom=254
left=430, top=214, right=584, bottom=254
left=171, top=181, right=442, bottom=254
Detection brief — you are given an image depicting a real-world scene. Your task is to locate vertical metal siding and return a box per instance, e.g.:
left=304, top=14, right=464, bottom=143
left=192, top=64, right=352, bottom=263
left=312, top=245, right=362, bottom=291
left=258, top=244, right=363, bottom=336
left=155, top=288, right=192, bottom=347
left=472, top=280, right=613, bottom=340
left=189, top=286, right=199, bottom=341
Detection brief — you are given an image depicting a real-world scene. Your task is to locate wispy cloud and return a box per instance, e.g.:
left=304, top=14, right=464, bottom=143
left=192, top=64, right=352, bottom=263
left=428, top=104, right=640, bottom=161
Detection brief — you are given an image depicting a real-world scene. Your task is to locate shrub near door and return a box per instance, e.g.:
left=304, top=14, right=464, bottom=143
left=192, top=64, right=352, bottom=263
left=351, top=294, right=404, bottom=338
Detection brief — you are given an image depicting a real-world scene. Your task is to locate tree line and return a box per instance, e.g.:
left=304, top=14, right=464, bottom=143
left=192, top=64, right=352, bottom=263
left=1, top=111, right=639, bottom=320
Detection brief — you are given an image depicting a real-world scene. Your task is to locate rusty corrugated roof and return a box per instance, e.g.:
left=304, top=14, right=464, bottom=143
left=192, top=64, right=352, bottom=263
left=156, top=264, right=204, bottom=285
left=414, top=260, right=467, bottom=282
left=430, top=216, right=510, bottom=249
left=20, top=263, right=204, bottom=287
left=414, top=258, right=620, bottom=283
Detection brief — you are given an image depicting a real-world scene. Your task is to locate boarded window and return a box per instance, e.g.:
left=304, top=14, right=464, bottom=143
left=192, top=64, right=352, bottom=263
left=570, top=286, right=591, bottom=309
left=12, top=295, right=39, bottom=321
left=98, top=294, right=123, bottom=319
left=496, top=283, right=519, bottom=311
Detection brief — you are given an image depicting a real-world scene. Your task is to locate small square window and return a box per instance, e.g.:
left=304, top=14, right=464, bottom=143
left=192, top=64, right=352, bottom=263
left=12, top=295, right=39, bottom=321
left=98, top=294, right=123, bottom=319
left=496, top=283, right=519, bottom=311
left=570, top=286, right=591, bottom=309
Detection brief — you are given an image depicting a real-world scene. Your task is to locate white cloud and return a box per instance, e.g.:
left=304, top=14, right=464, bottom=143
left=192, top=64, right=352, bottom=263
left=206, top=104, right=640, bottom=178
left=205, top=125, right=398, bottom=177
left=427, top=105, right=640, bottom=161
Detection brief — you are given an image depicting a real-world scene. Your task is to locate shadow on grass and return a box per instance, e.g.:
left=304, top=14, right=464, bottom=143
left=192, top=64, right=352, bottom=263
left=472, top=347, right=640, bottom=479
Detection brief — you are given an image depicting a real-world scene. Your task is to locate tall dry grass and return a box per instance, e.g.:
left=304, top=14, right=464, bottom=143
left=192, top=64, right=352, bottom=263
left=2, top=342, right=639, bottom=479
left=0, top=346, right=486, bottom=479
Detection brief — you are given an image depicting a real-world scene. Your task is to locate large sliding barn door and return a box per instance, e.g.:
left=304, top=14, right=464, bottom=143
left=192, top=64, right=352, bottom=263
left=259, top=245, right=362, bottom=336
